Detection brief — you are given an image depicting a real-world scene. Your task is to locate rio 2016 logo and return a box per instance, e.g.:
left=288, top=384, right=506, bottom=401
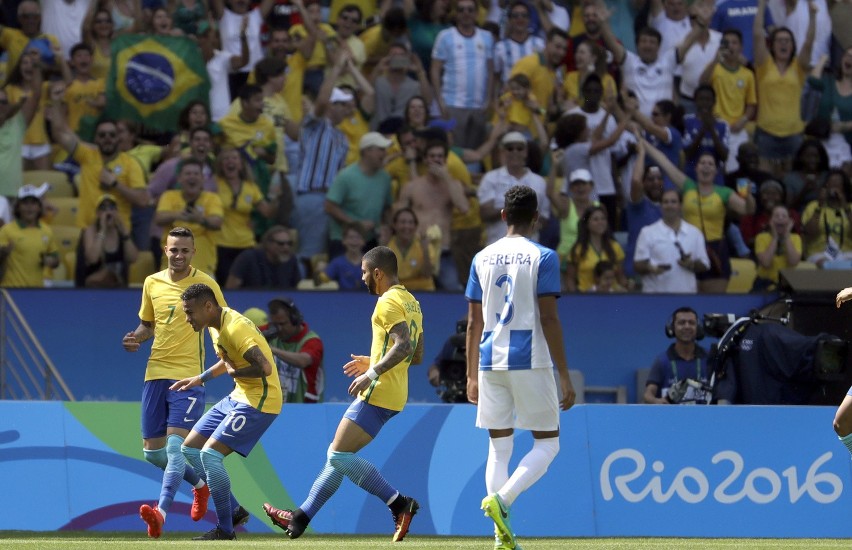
left=600, top=449, right=842, bottom=504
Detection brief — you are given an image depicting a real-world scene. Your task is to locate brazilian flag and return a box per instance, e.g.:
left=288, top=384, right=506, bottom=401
left=105, top=35, right=210, bottom=131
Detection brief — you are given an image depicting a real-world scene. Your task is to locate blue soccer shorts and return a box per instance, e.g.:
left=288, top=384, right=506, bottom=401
left=343, top=399, right=398, bottom=438
left=192, top=395, right=278, bottom=457
left=141, top=379, right=205, bottom=439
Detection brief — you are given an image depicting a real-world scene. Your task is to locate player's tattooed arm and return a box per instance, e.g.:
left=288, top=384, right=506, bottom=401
left=232, top=346, right=273, bottom=378
left=371, top=321, right=413, bottom=376
left=411, top=333, right=425, bottom=365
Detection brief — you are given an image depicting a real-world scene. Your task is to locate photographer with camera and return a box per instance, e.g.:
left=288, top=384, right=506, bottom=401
left=428, top=318, right=469, bottom=403
left=266, top=296, right=325, bottom=403
left=643, top=307, right=711, bottom=404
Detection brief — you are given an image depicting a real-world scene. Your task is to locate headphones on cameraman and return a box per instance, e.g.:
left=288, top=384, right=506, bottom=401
left=268, top=296, right=303, bottom=326
left=665, top=307, right=704, bottom=340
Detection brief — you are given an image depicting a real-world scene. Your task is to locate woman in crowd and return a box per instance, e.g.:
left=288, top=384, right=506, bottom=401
left=81, top=6, right=114, bottom=79
left=645, top=140, right=755, bottom=293
left=783, top=138, right=831, bottom=212
left=627, top=99, right=684, bottom=190
left=752, top=0, right=816, bottom=176
left=76, top=194, right=138, bottom=287
left=407, top=0, right=450, bottom=72
left=4, top=52, right=51, bottom=170
left=0, top=187, right=59, bottom=288
left=753, top=204, right=801, bottom=291
left=801, top=169, right=852, bottom=265
left=563, top=41, right=617, bottom=108
left=213, top=148, right=279, bottom=284
left=739, top=179, right=801, bottom=249
left=385, top=207, right=435, bottom=291
left=808, top=47, right=852, bottom=150
left=403, top=95, right=430, bottom=131
left=564, top=205, right=626, bottom=292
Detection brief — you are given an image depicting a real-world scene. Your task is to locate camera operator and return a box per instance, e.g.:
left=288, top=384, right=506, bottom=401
left=267, top=297, right=325, bottom=403
left=644, top=307, right=711, bottom=404
left=428, top=319, right=468, bottom=403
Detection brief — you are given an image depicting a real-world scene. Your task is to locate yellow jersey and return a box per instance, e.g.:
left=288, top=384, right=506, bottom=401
left=710, top=63, right=757, bottom=127
left=289, top=23, right=337, bottom=69
left=5, top=83, right=49, bottom=145
left=359, top=285, right=423, bottom=411
left=214, top=178, right=264, bottom=248
left=139, top=267, right=226, bottom=381
left=64, top=78, right=105, bottom=133
left=210, top=307, right=282, bottom=414
left=73, top=145, right=147, bottom=228
left=0, top=221, right=57, bottom=287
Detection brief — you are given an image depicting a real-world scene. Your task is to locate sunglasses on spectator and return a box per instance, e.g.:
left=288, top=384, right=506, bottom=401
left=97, top=131, right=117, bottom=138
left=339, top=14, right=361, bottom=22
left=504, top=145, right=526, bottom=152
left=94, top=17, right=112, bottom=23
left=509, top=11, right=529, bottom=18
left=273, top=239, right=293, bottom=246
left=457, top=5, right=476, bottom=12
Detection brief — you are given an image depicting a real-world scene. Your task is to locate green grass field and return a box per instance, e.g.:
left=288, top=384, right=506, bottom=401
left=0, top=532, right=850, bottom=550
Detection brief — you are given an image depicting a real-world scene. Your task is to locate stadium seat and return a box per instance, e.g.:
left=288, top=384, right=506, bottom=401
left=823, top=260, right=852, bottom=270
left=727, top=258, right=757, bottom=293
left=129, top=251, right=156, bottom=287
left=23, top=170, right=74, bottom=197
left=46, top=197, right=79, bottom=227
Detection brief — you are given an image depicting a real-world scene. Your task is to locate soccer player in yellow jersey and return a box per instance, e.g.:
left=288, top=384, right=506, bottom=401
left=264, top=246, right=424, bottom=541
left=171, top=283, right=282, bottom=540
left=121, top=227, right=246, bottom=538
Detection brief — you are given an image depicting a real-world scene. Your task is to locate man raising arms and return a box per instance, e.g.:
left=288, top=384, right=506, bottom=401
left=466, top=186, right=575, bottom=550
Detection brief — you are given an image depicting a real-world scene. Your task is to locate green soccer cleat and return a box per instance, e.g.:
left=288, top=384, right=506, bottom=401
left=493, top=524, right=523, bottom=549
left=482, top=493, right=515, bottom=549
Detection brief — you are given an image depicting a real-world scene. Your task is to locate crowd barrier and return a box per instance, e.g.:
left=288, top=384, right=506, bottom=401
left=6, top=290, right=772, bottom=404
left=1, top=401, right=850, bottom=537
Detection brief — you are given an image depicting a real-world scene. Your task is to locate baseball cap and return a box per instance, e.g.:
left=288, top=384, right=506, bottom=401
left=96, top=194, right=118, bottom=208
left=569, top=168, right=593, bottom=183
left=428, top=118, right=456, bottom=132
left=359, top=131, right=393, bottom=150
left=17, top=183, right=50, bottom=200
left=501, top=131, right=527, bottom=146
left=330, top=87, right=354, bottom=103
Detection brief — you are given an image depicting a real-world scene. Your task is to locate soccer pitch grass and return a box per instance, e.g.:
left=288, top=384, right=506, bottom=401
left=0, top=533, right=850, bottom=550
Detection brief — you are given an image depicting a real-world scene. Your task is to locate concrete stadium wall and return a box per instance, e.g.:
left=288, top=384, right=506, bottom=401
left=1, top=401, right=849, bottom=537
left=6, top=289, right=772, bottom=404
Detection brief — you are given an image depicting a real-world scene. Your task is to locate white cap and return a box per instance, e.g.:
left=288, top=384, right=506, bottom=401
left=359, top=132, right=393, bottom=150
left=17, top=183, right=50, bottom=200
left=330, top=87, right=354, bottom=103
left=500, top=131, right=527, bottom=146
left=569, top=168, right=593, bottom=183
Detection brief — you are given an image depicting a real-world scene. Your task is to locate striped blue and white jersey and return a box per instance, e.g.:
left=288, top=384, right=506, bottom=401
left=432, top=27, right=494, bottom=109
left=493, top=35, right=545, bottom=84
left=465, top=236, right=560, bottom=371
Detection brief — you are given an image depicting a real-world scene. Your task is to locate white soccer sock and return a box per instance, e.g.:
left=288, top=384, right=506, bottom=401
left=499, top=437, right=559, bottom=507
left=486, top=436, right=514, bottom=496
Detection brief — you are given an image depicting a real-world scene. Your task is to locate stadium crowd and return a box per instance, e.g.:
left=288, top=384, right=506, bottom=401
left=0, top=0, right=851, bottom=293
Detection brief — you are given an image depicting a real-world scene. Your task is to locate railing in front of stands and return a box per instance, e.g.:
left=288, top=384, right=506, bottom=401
left=0, top=289, right=75, bottom=401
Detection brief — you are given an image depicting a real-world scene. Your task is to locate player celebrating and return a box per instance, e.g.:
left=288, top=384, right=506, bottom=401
left=263, top=246, right=423, bottom=542
left=171, top=283, right=283, bottom=540
left=465, top=185, right=575, bottom=550
left=122, top=227, right=241, bottom=538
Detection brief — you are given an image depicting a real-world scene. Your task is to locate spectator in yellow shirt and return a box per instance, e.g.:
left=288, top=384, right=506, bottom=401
left=0, top=184, right=59, bottom=287
left=63, top=43, right=106, bottom=135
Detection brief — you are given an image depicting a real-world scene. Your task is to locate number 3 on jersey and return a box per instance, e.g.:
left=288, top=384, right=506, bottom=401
left=495, top=274, right=514, bottom=325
